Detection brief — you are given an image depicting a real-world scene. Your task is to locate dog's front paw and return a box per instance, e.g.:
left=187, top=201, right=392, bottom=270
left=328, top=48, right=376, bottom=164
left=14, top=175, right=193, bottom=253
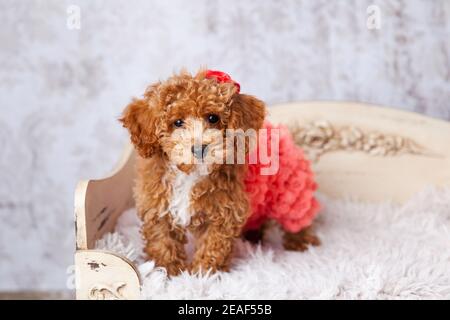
left=190, top=259, right=229, bottom=275
left=164, top=260, right=187, bottom=277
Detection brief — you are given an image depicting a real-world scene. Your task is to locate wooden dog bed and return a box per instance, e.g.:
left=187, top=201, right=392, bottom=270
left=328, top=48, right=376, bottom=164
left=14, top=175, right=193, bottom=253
left=74, top=102, right=450, bottom=300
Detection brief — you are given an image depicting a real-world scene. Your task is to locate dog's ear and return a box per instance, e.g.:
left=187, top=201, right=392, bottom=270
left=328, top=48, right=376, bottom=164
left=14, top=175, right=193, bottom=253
left=229, top=94, right=266, bottom=131
left=119, top=97, right=160, bottom=158
left=227, top=94, right=266, bottom=160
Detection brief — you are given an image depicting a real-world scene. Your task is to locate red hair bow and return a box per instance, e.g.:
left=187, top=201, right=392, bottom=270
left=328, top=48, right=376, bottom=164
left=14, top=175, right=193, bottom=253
left=205, top=70, right=240, bottom=93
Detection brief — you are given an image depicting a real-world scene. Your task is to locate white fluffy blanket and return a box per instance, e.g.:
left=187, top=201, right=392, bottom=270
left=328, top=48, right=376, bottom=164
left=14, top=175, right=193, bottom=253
left=96, top=187, right=450, bottom=299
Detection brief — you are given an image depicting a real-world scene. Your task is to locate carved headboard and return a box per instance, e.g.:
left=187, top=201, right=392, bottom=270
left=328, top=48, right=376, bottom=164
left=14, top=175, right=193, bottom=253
left=268, top=102, right=450, bottom=203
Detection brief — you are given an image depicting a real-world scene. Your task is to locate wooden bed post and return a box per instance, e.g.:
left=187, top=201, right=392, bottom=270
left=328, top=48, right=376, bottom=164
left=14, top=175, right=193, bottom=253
left=74, top=144, right=141, bottom=299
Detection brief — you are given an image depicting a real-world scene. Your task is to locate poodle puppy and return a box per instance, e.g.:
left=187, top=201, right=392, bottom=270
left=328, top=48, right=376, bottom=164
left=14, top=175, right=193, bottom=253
left=120, top=69, right=320, bottom=276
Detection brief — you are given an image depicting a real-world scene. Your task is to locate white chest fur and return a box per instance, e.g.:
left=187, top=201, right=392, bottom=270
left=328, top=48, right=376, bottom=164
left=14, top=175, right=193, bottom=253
left=166, top=166, right=205, bottom=227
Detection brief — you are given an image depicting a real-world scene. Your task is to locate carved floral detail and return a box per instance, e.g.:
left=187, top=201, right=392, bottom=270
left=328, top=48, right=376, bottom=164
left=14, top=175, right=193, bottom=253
left=290, top=120, right=426, bottom=162
left=89, top=282, right=127, bottom=300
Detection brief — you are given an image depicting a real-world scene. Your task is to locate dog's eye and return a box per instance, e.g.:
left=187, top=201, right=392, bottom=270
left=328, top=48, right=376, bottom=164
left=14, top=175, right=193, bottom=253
left=173, top=119, right=184, bottom=128
left=207, top=114, right=220, bottom=124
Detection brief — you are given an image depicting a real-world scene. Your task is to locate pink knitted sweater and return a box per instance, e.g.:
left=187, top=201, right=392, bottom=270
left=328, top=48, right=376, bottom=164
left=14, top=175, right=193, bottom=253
left=244, top=122, right=320, bottom=233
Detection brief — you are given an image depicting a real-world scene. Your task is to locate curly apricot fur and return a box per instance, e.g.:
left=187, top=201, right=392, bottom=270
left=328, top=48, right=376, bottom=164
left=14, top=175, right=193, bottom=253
left=121, top=69, right=306, bottom=276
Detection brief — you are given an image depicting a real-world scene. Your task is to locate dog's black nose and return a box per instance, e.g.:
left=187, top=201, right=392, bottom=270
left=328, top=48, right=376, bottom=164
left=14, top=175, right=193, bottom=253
left=191, top=144, right=208, bottom=159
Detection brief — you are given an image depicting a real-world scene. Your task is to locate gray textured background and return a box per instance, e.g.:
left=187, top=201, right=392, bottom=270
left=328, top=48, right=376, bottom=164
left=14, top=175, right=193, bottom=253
left=0, top=0, right=449, bottom=290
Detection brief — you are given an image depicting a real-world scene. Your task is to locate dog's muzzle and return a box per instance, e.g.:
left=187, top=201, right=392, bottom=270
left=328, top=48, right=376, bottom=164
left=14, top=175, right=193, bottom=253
left=191, top=144, right=208, bottom=159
